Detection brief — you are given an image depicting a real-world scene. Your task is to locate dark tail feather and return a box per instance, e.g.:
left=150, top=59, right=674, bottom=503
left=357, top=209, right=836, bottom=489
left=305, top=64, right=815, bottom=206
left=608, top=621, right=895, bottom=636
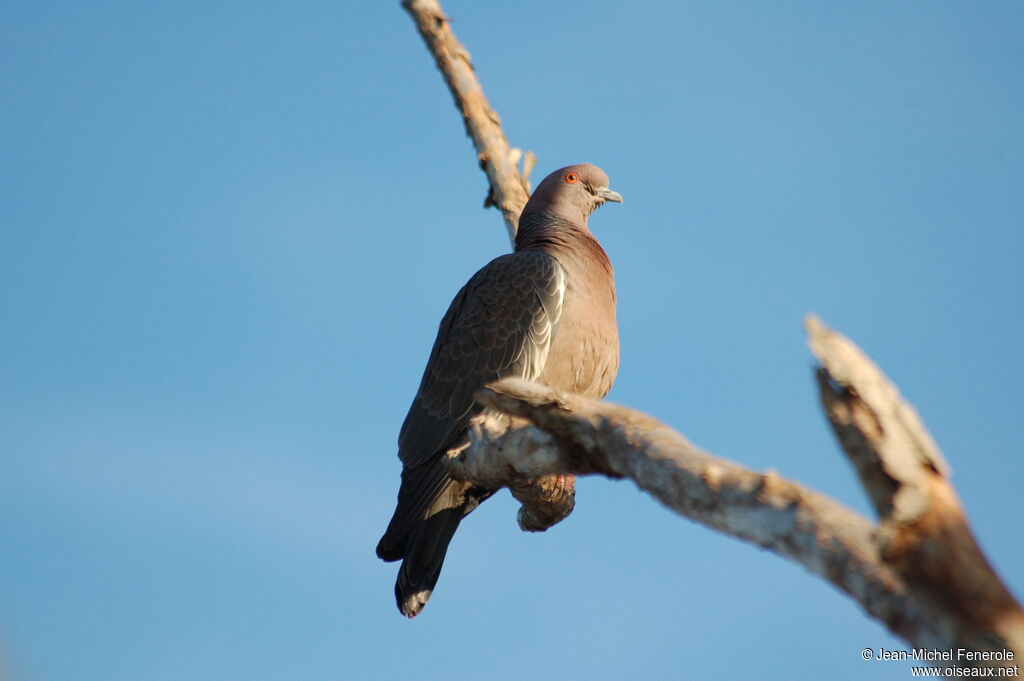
left=394, top=504, right=467, bottom=618
left=376, top=459, right=453, bottom=563
left=376, top=512, right=411, bottom=563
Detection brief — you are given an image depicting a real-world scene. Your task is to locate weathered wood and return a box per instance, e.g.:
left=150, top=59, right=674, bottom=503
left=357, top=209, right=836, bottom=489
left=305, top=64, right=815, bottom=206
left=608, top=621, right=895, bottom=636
left=807, top=315, right=1024, bottom=672
left=451, top=374, right=1021, bottom=676
left=402, top=0, right=534, bottom=244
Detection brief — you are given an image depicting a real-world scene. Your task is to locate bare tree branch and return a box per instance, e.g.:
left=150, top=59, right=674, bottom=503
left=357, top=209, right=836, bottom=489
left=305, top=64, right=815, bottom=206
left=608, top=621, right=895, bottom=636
left=447, top=414, right=575, bottom=532
left=452, top=379, right=944, bottom=650
left=450, top=347, right=1022, bottom=676
left=402, top=0, right=533, bottom=244
left=807, top=315, right=1024, bottom=663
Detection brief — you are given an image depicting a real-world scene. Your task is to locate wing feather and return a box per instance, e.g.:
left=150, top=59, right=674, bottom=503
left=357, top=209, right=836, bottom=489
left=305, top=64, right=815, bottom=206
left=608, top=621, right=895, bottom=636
left=384, top=251, right=565, bottom=544
left=399, top=250, right=564, bottom=465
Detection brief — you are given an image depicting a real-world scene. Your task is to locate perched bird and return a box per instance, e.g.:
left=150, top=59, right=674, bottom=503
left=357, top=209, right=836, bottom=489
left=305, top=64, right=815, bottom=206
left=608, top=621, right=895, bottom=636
left=376, top=163, right=623, bottom=618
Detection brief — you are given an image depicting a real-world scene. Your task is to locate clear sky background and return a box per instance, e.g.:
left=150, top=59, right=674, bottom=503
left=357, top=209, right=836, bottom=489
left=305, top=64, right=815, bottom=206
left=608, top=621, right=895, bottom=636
left=2, top=2, right=1022, bottom=680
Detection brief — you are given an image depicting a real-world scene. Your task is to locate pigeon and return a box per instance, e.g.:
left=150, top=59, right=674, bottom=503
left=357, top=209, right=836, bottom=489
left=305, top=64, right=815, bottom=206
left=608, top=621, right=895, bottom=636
left=376, top=163, right=622, bottom=617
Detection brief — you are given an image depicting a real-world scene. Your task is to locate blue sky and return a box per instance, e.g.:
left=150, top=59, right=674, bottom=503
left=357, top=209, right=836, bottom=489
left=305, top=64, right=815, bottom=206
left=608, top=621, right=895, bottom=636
left=2, top=2, right=1022, bottom=680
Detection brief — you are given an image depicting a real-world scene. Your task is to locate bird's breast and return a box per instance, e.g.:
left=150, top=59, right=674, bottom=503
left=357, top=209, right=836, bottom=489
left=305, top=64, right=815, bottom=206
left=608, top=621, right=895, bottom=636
left=538, top=270, right=619, bottom=399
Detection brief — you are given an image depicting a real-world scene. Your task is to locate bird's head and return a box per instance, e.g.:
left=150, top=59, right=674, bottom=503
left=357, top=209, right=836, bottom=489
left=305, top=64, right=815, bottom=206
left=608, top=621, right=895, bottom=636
left=520, top=163, right=622, bottom=229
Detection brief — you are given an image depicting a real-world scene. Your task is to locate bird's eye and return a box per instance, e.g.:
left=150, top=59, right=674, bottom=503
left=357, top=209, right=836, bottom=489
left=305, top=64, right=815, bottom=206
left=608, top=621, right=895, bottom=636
left=564, top=172, right=578, bottom=184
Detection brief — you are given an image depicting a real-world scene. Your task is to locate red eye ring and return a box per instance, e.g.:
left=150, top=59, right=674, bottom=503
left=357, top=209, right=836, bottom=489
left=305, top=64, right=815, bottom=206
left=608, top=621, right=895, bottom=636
left=564, top=172, right=578, bottom=184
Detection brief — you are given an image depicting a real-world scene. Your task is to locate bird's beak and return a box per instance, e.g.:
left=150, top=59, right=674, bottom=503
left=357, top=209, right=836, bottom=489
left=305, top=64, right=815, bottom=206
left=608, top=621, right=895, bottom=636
left=596, top=186, right=623, bottom=204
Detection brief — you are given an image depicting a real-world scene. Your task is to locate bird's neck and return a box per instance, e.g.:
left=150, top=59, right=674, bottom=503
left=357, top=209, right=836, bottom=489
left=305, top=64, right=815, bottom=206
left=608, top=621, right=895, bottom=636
left=514, top=210, right=612, bottom=276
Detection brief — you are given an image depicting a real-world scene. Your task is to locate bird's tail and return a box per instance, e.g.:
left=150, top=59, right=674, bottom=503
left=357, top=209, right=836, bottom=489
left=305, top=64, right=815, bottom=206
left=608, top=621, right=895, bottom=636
left=377, top=477, right=490, bottom=618
left=392, top=501, right=466, bottom=618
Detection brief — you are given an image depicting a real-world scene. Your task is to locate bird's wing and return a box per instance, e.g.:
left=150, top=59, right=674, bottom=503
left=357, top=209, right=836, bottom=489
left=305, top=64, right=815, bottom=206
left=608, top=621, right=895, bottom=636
left=386, top=250, right=565, bottom=539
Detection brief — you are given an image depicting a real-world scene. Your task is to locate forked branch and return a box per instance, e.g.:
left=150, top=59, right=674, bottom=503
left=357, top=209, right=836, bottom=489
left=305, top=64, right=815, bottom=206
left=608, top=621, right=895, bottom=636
left=450, top=344, right=1021, bottom=676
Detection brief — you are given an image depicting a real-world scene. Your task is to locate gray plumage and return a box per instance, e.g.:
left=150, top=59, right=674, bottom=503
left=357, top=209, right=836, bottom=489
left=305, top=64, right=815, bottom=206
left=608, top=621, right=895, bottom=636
left=377, top=163, right=622, bottom=618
